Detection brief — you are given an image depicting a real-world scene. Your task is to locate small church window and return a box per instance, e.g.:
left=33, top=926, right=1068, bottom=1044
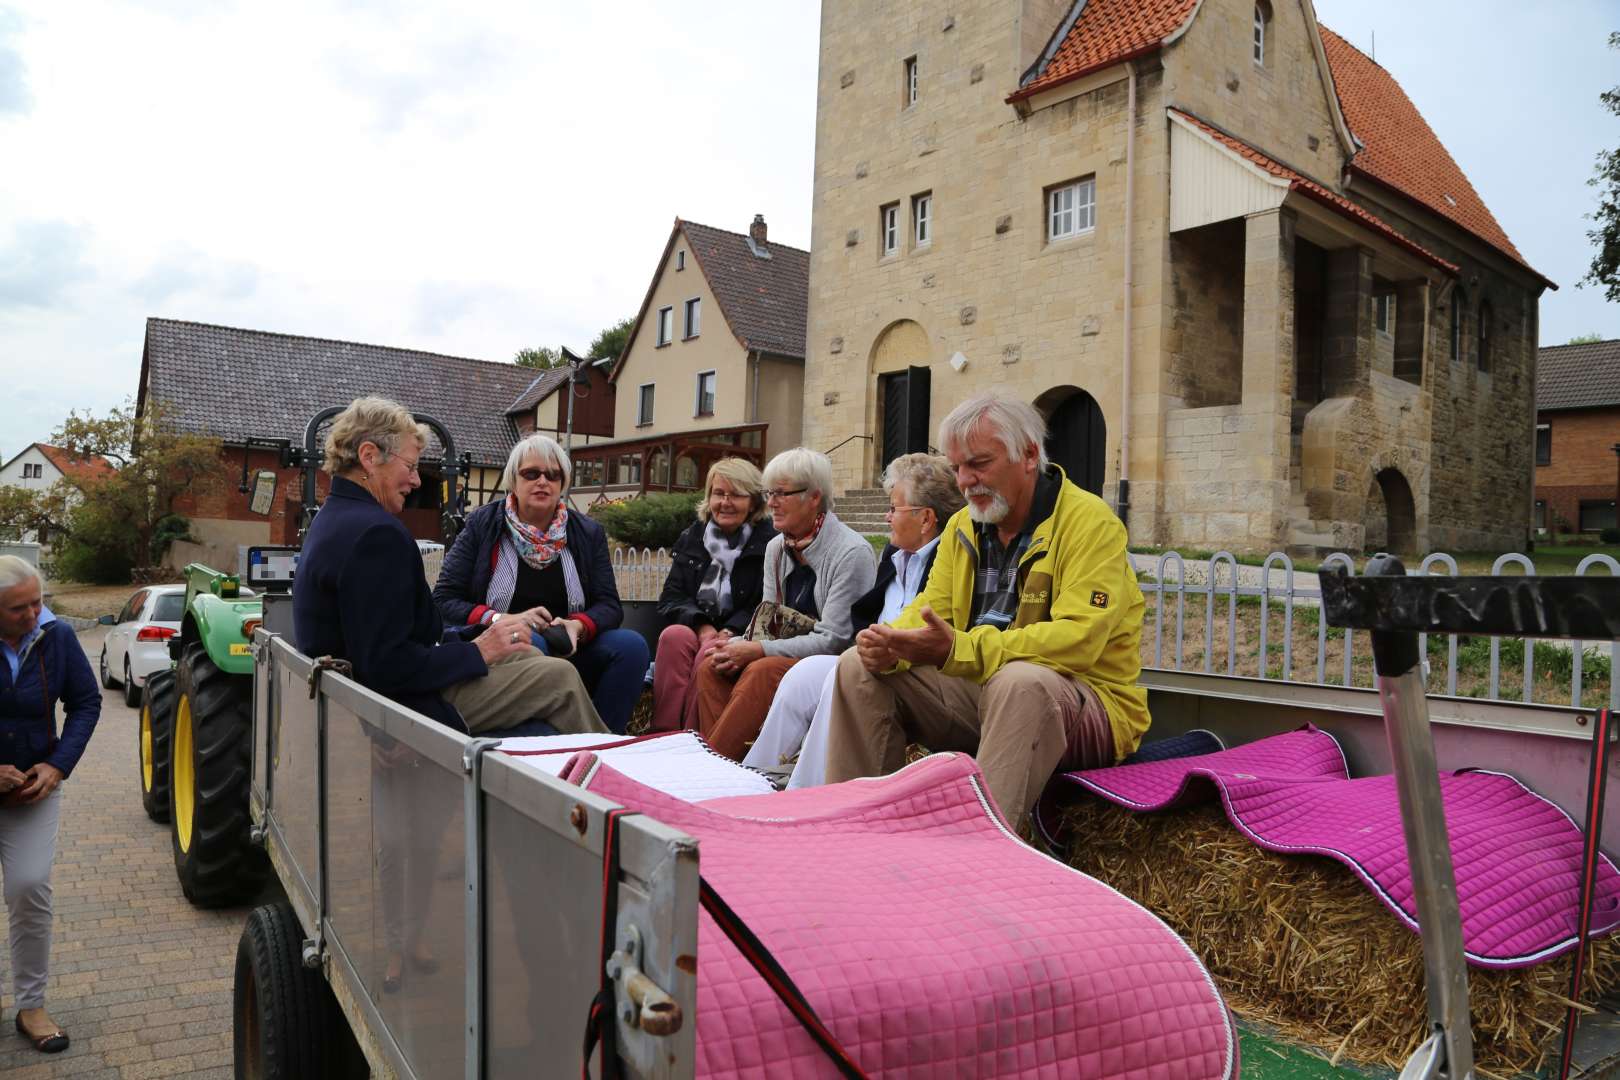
left=1477, top=299, right=1494, bottom=372
left=1253, top=2, right=1271, bottom=66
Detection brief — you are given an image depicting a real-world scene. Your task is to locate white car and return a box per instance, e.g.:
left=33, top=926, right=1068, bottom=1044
left=98, top=585, right=187, bottom=708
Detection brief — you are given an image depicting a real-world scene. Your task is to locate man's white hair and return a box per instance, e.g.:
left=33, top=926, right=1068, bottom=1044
left=937, top=392, right=1049, bottom=470
left=0, top=555, right=43, bottom=594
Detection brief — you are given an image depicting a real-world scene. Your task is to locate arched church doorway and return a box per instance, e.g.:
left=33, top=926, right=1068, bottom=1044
left=1363, top=468, right=1417, bottom=554
left=1037, top=387, right=1106, bottom=495
left=871, top=320, right=932, bottom=477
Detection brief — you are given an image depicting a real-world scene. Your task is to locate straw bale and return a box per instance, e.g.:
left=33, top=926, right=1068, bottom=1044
left=1059, top=798, right=1620, bottom=1076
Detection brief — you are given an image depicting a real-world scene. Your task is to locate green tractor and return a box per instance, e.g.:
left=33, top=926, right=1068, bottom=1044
left=139, top=406, right=467, bottom=908
left=139, top=563, right=269, bottom=907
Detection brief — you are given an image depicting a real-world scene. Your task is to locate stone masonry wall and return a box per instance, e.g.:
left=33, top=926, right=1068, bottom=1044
left=805, top=0, right=1168, bottom=507
left=1166, top=219, right=1245, bottom=409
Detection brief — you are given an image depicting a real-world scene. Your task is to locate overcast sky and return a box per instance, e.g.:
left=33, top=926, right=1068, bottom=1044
left=1, top=1, right=1615, bottom=465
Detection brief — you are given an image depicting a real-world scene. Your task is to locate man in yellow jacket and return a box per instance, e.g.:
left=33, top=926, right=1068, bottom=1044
left=823, top=392, right=1149, bottom=829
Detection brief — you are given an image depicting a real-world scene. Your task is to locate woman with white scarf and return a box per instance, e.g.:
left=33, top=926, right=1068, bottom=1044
left=651, top=458, right=775, bottom=731
left=433, top=434, right=650, bottom=733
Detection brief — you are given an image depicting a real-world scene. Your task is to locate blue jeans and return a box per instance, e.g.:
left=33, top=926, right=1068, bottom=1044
left=529, top=626, right=650, bottom=735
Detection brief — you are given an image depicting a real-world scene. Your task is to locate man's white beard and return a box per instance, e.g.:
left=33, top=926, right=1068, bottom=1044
left=965, top=486, right=1009, bottom=524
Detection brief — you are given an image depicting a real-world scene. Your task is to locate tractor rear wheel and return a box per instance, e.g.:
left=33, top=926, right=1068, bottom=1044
left=139, top=667, right=177, bottom=823
left=171, top=640, right=266, bottom=907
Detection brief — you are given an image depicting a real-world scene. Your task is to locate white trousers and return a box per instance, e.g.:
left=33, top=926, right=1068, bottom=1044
left=0, top=789, right=61, bottom=1010
left=742, top=654, right=839, bottom=788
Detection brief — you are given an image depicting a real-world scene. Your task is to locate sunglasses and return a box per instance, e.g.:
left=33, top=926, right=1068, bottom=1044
left=518, top=467, right=565, bottom=484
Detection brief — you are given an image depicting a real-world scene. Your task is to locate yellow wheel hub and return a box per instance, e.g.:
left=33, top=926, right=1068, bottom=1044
left=174, top=693, right=195, bottom=853
left=140, top=701, right=153, bottom=792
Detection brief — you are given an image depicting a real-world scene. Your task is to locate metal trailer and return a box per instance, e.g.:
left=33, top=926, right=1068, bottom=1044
left=233, top=568, right=1620, bottom=1080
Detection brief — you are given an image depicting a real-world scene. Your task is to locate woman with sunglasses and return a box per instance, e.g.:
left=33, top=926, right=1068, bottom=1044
left=434, top=433, right=650, bottom=733
left=692, top=447, right=875, bottom=760
left=650, top=457, right=775, bottom=732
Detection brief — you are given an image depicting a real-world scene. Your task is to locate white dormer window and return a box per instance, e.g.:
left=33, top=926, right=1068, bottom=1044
left=905, top=56, right=918, bottom=107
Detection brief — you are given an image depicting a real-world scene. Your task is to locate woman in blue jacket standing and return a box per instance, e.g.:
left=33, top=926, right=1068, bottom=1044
left=434, top=434, right=651, bottom=733
left=0, top=556, right=100, bottom=1054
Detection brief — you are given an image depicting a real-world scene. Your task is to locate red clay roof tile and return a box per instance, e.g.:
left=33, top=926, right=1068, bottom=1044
left=1319, top=26, right=1540, bottom=279
left=1012, top=0, right=1197, bottom=101
left=35, top=444, right=116, bottom=487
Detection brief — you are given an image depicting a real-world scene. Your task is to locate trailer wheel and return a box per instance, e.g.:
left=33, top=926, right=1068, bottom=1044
left=234, top=902, right=328, bottom=1080
left=139, top=667, right=177, bottom=823
left=171, top=640, right=267, bottom=906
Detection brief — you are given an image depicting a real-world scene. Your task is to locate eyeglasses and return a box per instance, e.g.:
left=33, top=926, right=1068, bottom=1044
left=392, top=455, right=421, bottom=476
left=885, top=505, right=927, bottom=518
left=518, top=467, right=565, bottom=484
left=708, top=489, right=747, bottom=502
left=763, top=487, right=808, bottom=503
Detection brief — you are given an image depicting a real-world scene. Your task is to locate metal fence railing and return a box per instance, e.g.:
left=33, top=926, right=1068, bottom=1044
left=1138, top=550, right=1619, bottom=709
left=612, top=546, right=675, bottom=604
left=613, top=545, right=1619, bottom=709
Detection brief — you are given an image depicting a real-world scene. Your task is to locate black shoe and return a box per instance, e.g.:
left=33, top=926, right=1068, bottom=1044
left=15, top=1013, right=69, bottom=1054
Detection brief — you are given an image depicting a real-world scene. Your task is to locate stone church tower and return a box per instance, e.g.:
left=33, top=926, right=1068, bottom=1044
left=803, top=0, right=1552, bottom=554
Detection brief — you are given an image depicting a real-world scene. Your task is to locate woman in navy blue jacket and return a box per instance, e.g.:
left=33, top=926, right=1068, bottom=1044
left=434, top=434, right=650, bottom=733
left=0, top=556, right=100, bottom=1054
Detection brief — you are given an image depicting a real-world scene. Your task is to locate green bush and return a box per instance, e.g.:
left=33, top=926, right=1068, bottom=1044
left=589, top=492, right=703, bottom=549
left=1602, top=527, right=1620, bottom=545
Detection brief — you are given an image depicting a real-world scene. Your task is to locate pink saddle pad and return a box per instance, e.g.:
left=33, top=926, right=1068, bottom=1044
left=567, top=751, right=1238, bottom=1078
left=1059, top=726, right=1620, bottom=968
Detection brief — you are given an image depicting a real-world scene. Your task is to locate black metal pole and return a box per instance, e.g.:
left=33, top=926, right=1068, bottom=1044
left=1560, top=706, right=1615, bottom=1079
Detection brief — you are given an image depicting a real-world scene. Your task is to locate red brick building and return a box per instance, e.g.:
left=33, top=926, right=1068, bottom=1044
left=1534, top=339, right=1620, bottom=536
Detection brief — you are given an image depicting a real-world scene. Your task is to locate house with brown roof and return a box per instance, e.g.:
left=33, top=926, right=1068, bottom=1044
left=502, top=349, right=616, bottom=450
left=1534, top=339, right=1620, bottom=537
left=805, top=0, right=1554, bottom=554
left=569, top=215, right=809, bottom=499
left=137, top=317, right=544, bottom=570
left=0, top=443, right=117, bottom=545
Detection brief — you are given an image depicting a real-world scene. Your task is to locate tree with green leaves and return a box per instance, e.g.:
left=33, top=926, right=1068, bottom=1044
left=588, top=316, right=635, bottom=362
left=514, top=316, right=635, bottom=371
left=1582, top=32, right=1620, bottom=301
left=514, top=346, right=565, bottom=369
left=48, top=401, right=225, bottom=581
left=1568, top=332, right=1608, bottom=345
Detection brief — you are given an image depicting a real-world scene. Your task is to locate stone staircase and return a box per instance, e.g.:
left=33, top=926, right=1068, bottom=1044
left=835, top=487, right=891, bottom=537
left=1283, top=424, right=1339, bottom=559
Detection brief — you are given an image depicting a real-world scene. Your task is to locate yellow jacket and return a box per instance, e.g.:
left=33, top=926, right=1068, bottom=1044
left=890, top=466, right=1150, bottom=760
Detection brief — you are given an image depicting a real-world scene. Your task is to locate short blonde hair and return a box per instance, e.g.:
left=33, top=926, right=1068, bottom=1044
left=0, top=555, right=43, bottom=594
left=324, top=396, right=429, bottom=475
left=883, top=453, right=964, bottom=530
left=696, top=457, right=769, bottom=524
left=502, top=434, right=572, bottom=491
left=762, top=447, right=834, bottom=513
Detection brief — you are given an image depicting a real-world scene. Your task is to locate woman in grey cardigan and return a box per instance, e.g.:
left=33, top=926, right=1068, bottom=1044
left=693, top=447, right=876, bottom=759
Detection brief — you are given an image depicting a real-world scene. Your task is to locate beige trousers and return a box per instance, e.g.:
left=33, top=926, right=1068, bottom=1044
left=822, top=650, right=1113, bottom=827
left=443, top=652, right=607, bottom=736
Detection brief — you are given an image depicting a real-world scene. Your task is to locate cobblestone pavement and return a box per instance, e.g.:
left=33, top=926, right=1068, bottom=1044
left=0, top=624, right=274, bottom=1079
